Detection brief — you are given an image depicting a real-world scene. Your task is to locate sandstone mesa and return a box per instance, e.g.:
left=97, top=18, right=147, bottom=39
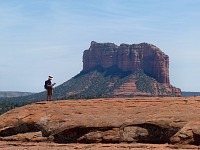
left=84, top=41, right=169, bottom=84
left=80, top=41, right=181, bottom=97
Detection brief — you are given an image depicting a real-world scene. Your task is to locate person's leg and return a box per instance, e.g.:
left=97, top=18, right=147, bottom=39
left=49, top=95, right=51, bottom=101
left=47, top=95, right=50, bottom=101
left=47, top=89, right=51, bottom=101
left=49, top=88, right=53, bottom=101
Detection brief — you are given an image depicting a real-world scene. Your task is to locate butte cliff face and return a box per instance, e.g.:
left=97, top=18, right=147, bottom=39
left=83, top=41, right=169, bottom=84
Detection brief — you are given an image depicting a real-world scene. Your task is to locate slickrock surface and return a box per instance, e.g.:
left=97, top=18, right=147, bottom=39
left=1, top=97, right=200, bottom=149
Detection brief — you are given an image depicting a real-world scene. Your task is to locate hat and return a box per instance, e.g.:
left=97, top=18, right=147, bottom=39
left=48, top=75, right=53, bottom=78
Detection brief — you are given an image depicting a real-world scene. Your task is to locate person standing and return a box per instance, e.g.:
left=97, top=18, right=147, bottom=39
left=44, top=76, right=56, bottom=101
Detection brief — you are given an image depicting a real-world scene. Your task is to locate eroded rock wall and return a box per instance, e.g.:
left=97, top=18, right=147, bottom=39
left=83, top=41, right=169, bottom=84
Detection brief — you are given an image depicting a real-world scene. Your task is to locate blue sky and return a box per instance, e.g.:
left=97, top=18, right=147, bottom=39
left=0, top=0, right=200, bottom=92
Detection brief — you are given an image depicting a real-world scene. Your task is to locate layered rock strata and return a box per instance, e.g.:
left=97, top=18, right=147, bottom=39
left=83, top=41, right=170, bottom=84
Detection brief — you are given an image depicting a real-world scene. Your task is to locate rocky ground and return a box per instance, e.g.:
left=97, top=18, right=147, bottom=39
left=1, top=141, right=200, bottom=150
left=1, top=97, right=200, bottom=149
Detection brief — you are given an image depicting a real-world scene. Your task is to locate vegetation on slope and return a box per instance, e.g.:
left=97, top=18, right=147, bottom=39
left=0, top=67, right=179, bottom=115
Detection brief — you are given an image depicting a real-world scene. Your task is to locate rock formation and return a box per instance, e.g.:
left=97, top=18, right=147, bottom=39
left=1, top=97, right=200, bottom=147
left=81, top=41, right=182, bottom=97
left=83, top=41, right=170, bottom=84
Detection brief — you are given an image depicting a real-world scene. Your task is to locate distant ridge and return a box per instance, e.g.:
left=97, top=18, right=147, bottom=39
left=0, top=91, right=33, bottom=98
left=182, top=92, right=200, bottom=97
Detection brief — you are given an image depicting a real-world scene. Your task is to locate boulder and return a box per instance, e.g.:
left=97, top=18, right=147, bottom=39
left=170, top=121, right=200, bottom=145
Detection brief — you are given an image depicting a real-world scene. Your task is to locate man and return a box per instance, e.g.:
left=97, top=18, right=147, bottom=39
left=45, top=76, right=56, bottom=101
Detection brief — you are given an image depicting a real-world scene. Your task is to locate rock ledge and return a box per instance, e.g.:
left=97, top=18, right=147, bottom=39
left=1, top=97, right=200, bottom=145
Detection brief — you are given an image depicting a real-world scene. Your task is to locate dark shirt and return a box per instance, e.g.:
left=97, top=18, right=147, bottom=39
left=45, top=79, right=52, bottom=89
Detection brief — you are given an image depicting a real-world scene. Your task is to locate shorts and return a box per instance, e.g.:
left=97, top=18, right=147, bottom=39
left=47, top=88, right=53, bottom=95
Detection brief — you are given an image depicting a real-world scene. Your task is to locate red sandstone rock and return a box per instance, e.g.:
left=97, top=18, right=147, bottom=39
left=82, top=41, right=181, bottom=97
left=1, top=97, right=200, bottom=146
left=1, top=141, right=199, bottom=150
left=170, top=121, right=200, bottom=145
left=83, top=41, right=170, bottom=84
left=112, top=72, right=181, bottom=97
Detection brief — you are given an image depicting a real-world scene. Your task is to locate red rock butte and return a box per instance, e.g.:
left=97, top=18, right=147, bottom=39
left=83, top=41, right=170, bottom=84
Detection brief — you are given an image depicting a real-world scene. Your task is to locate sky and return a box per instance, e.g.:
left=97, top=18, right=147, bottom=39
left=0, top=0, right=200, bottom=92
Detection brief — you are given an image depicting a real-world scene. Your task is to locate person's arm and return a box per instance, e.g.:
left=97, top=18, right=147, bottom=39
left=48, top=83, right=56, bottom=87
